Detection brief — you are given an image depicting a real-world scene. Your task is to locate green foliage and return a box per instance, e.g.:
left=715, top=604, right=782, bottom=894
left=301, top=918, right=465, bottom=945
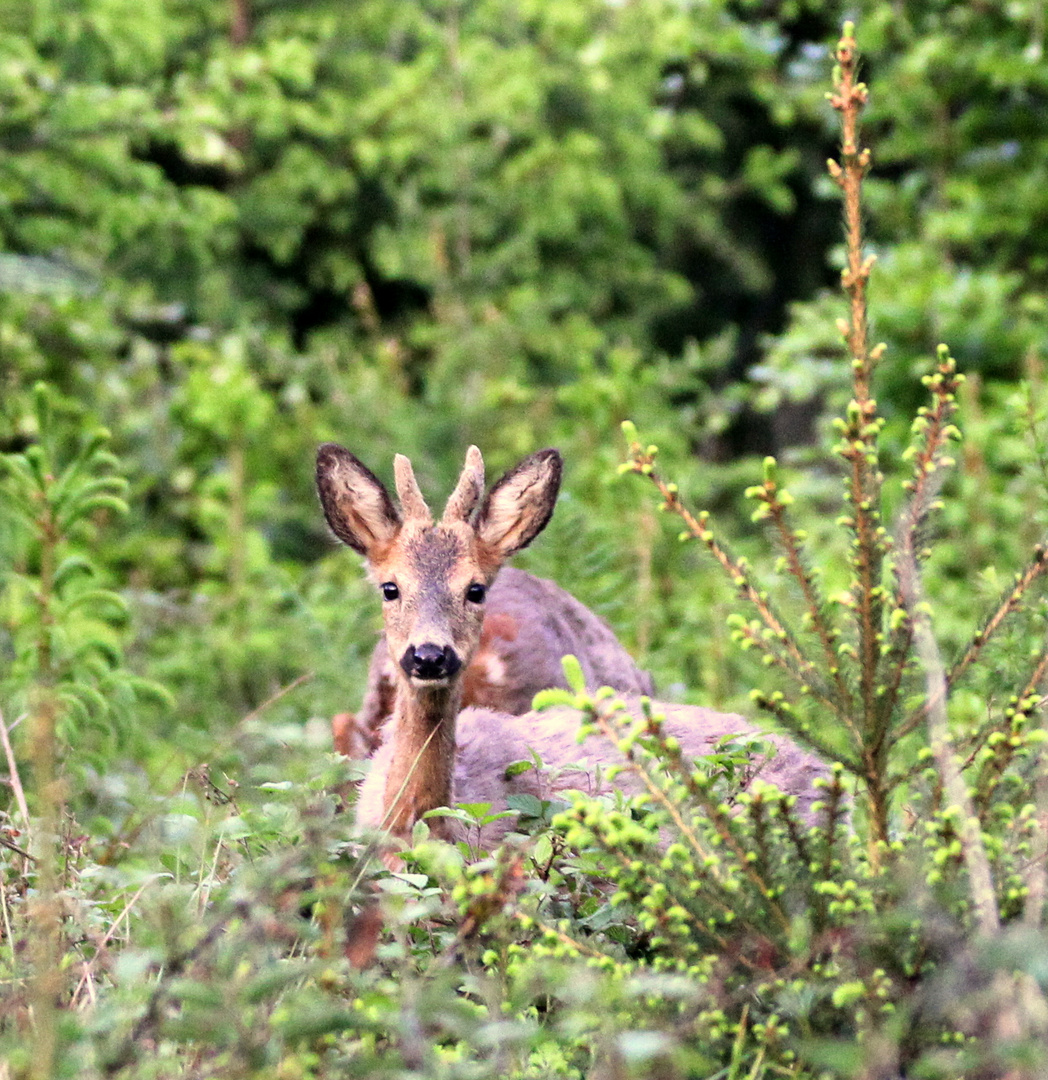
left=757, top=2, right=1048, bottom=452
left=0, top=384, right=169, bottom=762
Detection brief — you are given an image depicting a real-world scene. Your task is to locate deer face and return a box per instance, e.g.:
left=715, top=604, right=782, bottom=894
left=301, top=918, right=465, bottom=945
left=368, top=518, right=487, bottom=686
left=316, top=444, right=561, bottom=692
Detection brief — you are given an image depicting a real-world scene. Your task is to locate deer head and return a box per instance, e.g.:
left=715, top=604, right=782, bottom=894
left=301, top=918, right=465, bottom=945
left=316, top=444, right=562, bottom=696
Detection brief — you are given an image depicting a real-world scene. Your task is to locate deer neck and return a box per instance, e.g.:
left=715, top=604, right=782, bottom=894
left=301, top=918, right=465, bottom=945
left=381, top=681, right=461, bottom=839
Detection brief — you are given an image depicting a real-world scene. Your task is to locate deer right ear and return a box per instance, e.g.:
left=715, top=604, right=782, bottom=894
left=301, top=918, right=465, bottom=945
left=475, top=448, right=562, bottom=563
left=316, top=444, right=401, bottom=557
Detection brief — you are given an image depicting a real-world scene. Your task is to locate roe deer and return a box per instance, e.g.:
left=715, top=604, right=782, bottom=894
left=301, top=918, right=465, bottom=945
left=316, top=444, right=828, bottom=848
left=331, top=565, right=656, bottom=758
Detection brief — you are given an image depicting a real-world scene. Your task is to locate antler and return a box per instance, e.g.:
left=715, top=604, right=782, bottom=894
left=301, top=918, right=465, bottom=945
left=393, top=454, right=433, bottom=523
left=442, top=445, right=485, bottom=523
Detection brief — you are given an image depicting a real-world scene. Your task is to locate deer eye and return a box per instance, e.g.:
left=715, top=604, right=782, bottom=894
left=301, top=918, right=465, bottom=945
left=381, top=582, right=400, bottom=601
left=466, top=583, right=487, bottom=604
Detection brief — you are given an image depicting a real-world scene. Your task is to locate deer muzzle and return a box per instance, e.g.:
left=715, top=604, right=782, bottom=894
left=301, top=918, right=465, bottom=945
left=400, top=642, right=462, bottom=682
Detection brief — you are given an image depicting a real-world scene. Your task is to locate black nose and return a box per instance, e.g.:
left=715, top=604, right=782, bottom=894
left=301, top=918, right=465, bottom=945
left=400, top=643, right=462, bottom=681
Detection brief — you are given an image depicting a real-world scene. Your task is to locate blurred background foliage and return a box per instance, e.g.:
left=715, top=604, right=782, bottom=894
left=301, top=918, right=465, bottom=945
left=0, top=0, right=1046, bottom=768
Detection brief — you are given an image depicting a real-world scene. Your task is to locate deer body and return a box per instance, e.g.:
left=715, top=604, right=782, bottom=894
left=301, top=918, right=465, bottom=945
left=363, top=698, right=828, bottom=847
left=316, top=443, right=827, bottom=848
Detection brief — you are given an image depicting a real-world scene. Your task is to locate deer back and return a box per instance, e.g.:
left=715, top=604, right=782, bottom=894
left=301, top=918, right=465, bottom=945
left=443, top=698, right=830, bottom=848
left=475, top=568, right=655, bottom=707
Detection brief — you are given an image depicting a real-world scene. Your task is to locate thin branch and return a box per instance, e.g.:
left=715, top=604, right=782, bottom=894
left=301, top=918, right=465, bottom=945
left=877, top=350, right=964, bottom=744
left=0, top=833, right=34, bottom=862
left=1023, top=702, right=1048, bottom=930
left=622, top=452, right=851, bottom=732
left=898, top=549, right=1000, bottom=937
left=945, top=646, right=1048, bottom=776
left=828, top=26, right=888, bottom=751
left=100, top=901, right=253, bottom=1076
left=0, top=706, right=32, bottom=861
left=71, top=877, right=160, bottom=1007
left=890, top=642, right=1048, bottom=790
left=554, top=803, right=761, bottom=963
left=749, top=690, right=862, bottom=774
left=969, top=650, right=1048, bottom=818
left=239, top=670, right=314, bottom=727
left=949, top=549, right=1048, bottom=689
left=896, top=547, right=1048, bottom=741
left=511, top=911, right=628, bottom=963
left=590, top=698, right=793, bottom=935
left=829, top=25, right=875, bottom=405
left=748, top=464, right=852, bottom=713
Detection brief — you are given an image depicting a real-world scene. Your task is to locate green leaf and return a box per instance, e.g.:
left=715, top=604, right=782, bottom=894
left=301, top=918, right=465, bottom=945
left=58, top=493, right=129, bottom=528
left=532, top=687, right=577, bottom=710
left=505, top=793, right=544, bottom=817
left=560, top=653, right=586, bottom=693
left=271, top=1001, right=354, bottom=1042
left=63, top=588, right=128, bottom=621
left=216, top=816, right=252, bottom=840
left=53, top=555, right=94, bottom=592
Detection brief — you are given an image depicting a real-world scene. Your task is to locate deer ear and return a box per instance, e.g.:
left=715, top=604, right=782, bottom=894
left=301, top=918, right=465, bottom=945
left=475, top=448, right=561, bottom=562
left=316, top=443, right=401, bottom=556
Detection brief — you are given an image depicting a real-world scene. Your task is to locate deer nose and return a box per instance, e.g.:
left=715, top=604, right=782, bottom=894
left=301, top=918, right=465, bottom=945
left=401, top=643, right=462, bottom=681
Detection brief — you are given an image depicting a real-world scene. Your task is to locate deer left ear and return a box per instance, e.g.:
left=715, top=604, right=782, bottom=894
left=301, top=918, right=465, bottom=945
left=474, top=448, right=561, bottom=562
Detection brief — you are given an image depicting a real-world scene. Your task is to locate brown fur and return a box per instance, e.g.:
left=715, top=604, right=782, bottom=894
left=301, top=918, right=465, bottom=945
left=473, top=450, right=562, bottom=572
left=433, top=697, right=830, bottom=847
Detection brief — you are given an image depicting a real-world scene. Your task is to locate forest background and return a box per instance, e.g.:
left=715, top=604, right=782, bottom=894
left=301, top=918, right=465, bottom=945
left=4, top=0, right=1048, bottom=1076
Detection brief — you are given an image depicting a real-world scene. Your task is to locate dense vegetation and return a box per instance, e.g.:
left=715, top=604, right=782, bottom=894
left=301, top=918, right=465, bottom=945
left=3, top=2, right=1048, bottom=1076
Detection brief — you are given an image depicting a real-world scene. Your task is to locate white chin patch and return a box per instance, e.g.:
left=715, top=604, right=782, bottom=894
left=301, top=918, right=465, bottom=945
left=412, top=674, right=451, bottom=688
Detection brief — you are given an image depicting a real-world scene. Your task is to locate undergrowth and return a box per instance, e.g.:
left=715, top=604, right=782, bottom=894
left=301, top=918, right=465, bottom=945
left=3, top=23, right=1048, bottom=1080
